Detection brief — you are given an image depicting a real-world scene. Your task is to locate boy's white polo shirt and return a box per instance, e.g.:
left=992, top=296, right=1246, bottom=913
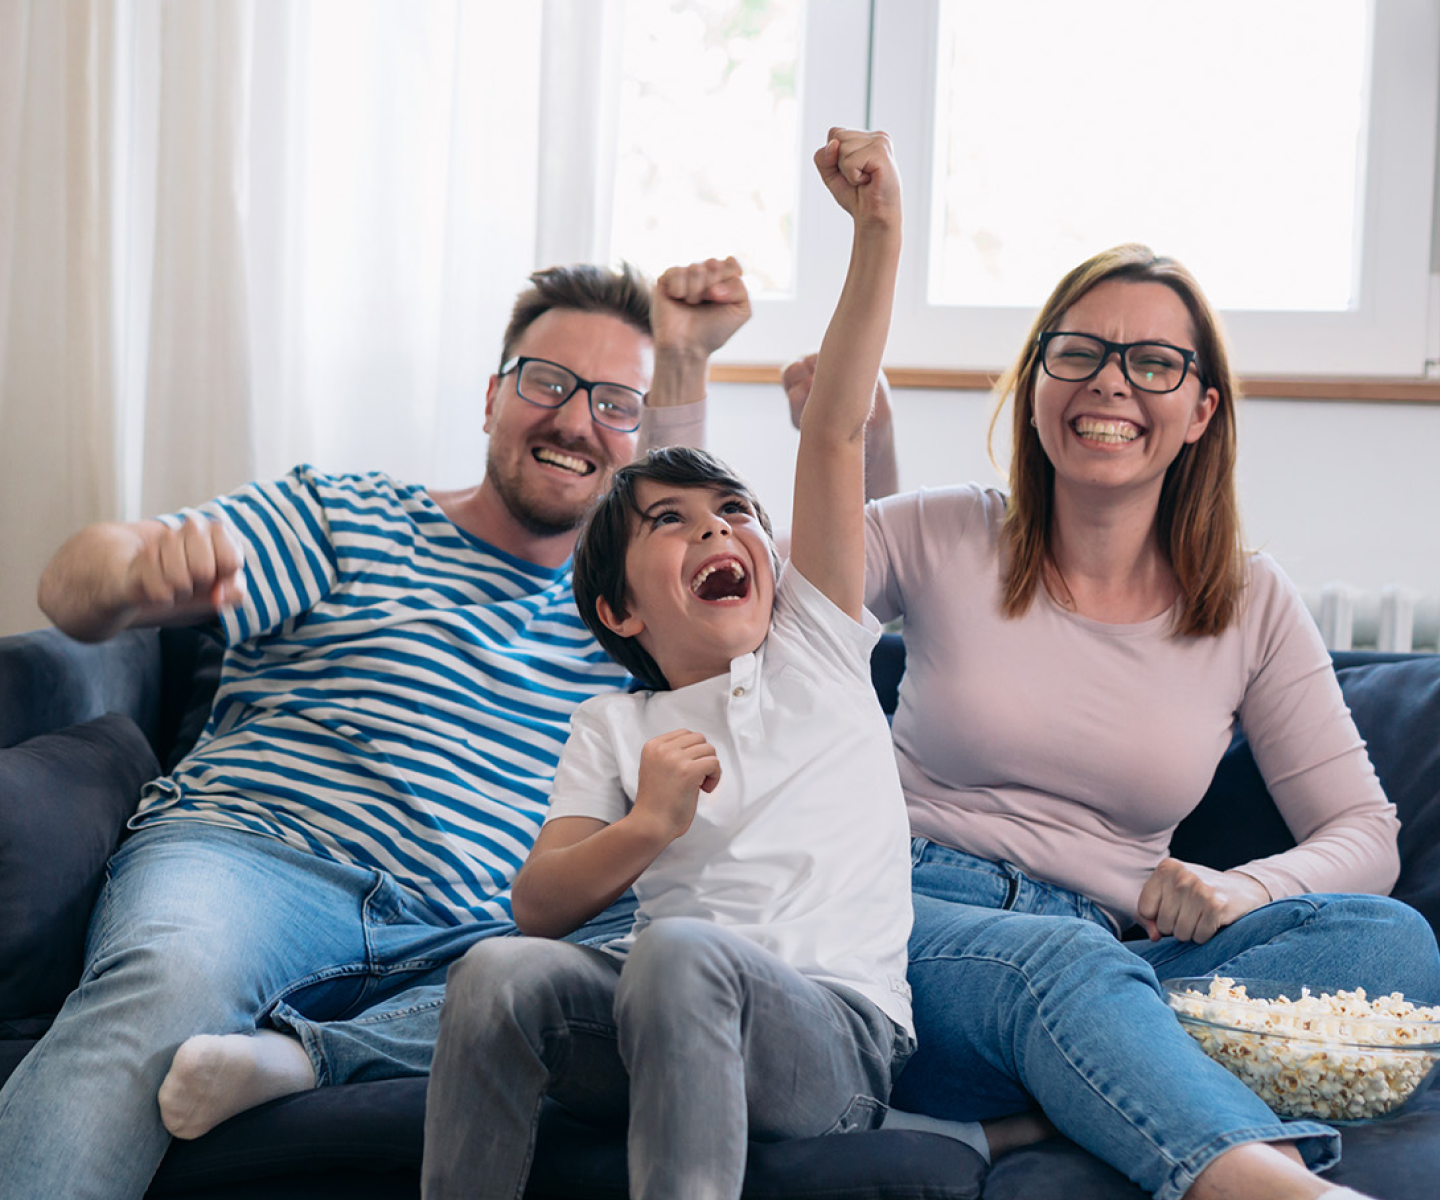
left=547, top=564, right=914, bottom=1035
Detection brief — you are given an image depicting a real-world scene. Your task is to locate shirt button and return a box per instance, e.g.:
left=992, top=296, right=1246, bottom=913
left=732, top=686, right=746, bottom=697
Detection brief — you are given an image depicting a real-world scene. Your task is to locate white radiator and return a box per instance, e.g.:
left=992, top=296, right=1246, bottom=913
left=1301, top=584, right=1440, bottom=653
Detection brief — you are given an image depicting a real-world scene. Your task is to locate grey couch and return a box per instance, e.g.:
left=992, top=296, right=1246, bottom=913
left=2, top=624, right=1438, bottom=1198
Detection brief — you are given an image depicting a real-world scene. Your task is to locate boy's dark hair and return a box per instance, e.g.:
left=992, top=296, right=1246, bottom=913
left=500, top=262, right=653, bottom=369
left=573, top=446, right=774, bottom=691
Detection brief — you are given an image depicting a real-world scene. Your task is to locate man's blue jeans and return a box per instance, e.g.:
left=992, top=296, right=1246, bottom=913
left=0, top=822, right=631, bottom=1200
left=423, top=918, right=911, bottom=1200
left=891, top=838, right=1440, bottom=1200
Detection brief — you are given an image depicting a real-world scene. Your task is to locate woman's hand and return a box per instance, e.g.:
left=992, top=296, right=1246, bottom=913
left=1136, top=858, right=1272, bottom=943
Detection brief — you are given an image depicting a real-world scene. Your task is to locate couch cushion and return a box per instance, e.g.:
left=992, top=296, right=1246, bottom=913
left=1335, top=658, right=1440, bottom=932
left=528, top=1106, right=987, bottom=1199
left=149, top=1080, right=426, bottom=1194
left=0, top=714, right=160, bottom=1021
left=150, top=1081, right=986, bottom=1199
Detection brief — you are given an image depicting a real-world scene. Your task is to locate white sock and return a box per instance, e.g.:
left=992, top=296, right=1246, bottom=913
left=881, top=1107, right=990, bottom=1164
left=1316, top=1190, right=1376, bottom=1200
left=158, top=1031, right=317, bottom=1140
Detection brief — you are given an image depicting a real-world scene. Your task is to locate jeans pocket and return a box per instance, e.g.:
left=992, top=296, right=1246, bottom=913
left=362, top=870, right=412, bottom=926
left=824, top=1093, right=888, bottom=1135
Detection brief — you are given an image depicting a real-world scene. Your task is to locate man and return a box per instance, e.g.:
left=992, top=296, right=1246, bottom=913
left=0, top=257, right=749, bottom=1200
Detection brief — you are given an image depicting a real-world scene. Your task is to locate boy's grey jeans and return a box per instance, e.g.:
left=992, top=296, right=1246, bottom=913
left=422, top=917, right=912, bottom=1200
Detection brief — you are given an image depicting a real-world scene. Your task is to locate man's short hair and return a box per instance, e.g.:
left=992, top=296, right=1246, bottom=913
left=500, top=263, right=653, bottom=369
left=572, top=447, right=773, bottom=691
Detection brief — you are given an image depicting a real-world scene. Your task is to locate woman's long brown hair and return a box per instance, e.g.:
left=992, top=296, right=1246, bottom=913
left=986, top=244, right=1247, bottom=637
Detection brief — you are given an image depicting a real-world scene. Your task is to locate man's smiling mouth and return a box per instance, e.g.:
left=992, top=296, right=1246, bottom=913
left=690, top=558, right=749, bottom=602
left=533, top=446, right=595, bottom=476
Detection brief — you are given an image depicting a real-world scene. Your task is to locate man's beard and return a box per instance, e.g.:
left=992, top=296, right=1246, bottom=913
left=486, top=438, right=612, bottom=539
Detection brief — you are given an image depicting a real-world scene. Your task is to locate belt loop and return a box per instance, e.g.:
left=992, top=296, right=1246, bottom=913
left=909, top=835, right=927, bottom=866
left=1000, top=860, right=1021, bottom=910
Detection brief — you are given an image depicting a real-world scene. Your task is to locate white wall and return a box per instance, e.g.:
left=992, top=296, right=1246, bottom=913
left=705, top=381, right=1440, bottom=599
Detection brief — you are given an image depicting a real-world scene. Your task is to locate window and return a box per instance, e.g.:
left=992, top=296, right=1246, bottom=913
left=928, top=0, right=1368, bottom=314
left=875, top=0, right=1440, bottom=374
left=589, top=0, right=1439, bottom=376
left=610, top=0, right=806, bottom=295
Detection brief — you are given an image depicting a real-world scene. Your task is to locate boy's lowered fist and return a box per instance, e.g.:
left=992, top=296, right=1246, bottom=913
left=632, top=728, right=722, bottom=843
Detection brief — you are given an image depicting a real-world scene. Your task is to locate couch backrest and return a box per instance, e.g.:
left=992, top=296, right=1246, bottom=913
left=0, top=627, right=163, bottom=751
left=0, top=625, right=225, bottom=767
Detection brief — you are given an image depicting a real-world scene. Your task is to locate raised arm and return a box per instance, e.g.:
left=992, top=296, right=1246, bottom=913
left=788, top=129, right=902, bottom=618
left=37, top=515, right=245, bottom=642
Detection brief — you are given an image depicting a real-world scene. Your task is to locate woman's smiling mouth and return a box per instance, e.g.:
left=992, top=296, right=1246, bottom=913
left=1071, top=417, right=1143, bottom=445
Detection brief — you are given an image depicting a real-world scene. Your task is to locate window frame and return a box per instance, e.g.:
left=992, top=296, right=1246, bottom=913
left=700, top=0, right=1440, bottom=379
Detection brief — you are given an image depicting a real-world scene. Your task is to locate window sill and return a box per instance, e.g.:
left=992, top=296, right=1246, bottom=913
left=710, top=365, right=1440, bottom=404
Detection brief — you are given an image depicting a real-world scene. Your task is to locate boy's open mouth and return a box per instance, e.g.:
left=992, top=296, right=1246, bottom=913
left=532, top=446, right=595, bottom=476
left=690, top=558, right=749, bottom=602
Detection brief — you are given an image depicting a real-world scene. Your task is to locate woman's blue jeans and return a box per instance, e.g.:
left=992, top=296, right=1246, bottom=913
left=0, top=822, right=632, bottom=1200
left=892, top=838, right=1440, bottom=1200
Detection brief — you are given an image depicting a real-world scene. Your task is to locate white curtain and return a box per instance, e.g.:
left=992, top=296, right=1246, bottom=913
left=1, top=1, right=118, bottom=636
left=0, top=0, right=594, bottom=636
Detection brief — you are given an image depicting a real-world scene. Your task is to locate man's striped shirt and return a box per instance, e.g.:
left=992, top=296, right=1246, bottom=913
left=131, top=466, right=629, bottom=924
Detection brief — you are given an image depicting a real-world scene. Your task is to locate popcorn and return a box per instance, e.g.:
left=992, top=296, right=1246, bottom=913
left=1166, top=977, right=1440, bottom=1121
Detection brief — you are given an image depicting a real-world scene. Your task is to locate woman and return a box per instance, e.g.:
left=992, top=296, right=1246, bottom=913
left=848, top=245, right=1440, bottom=1200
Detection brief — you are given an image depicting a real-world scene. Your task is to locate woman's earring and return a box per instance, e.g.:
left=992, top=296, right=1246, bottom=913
left=1029, top=414, right=1038, bottom=428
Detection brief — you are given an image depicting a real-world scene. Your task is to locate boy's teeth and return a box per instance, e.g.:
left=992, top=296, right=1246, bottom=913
left=690, top=560, right=746, bottom=594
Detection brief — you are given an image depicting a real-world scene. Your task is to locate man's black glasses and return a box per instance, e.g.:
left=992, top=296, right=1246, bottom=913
left=499, top=356, right=646, bottom=433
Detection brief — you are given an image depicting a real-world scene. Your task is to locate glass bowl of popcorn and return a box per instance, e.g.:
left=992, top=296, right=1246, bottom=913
left=1163, top=976, right=1440, bottom=1122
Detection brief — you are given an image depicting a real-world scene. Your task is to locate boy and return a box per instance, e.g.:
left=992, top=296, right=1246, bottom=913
left=422, top=128, right=909, bottom=1200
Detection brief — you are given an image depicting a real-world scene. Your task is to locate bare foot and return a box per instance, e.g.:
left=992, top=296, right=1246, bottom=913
left=1186, top=1141, right=1376, bottom=1200
left=158, top=1031, right=316, bottom=1139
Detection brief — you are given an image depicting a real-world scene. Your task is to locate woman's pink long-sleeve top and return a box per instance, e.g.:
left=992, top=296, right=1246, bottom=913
left=864, top=484, right=1400, bottom=930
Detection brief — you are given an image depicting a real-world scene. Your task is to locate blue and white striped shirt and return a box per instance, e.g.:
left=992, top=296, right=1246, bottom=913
left=131, top=466, right=629, bottom=924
